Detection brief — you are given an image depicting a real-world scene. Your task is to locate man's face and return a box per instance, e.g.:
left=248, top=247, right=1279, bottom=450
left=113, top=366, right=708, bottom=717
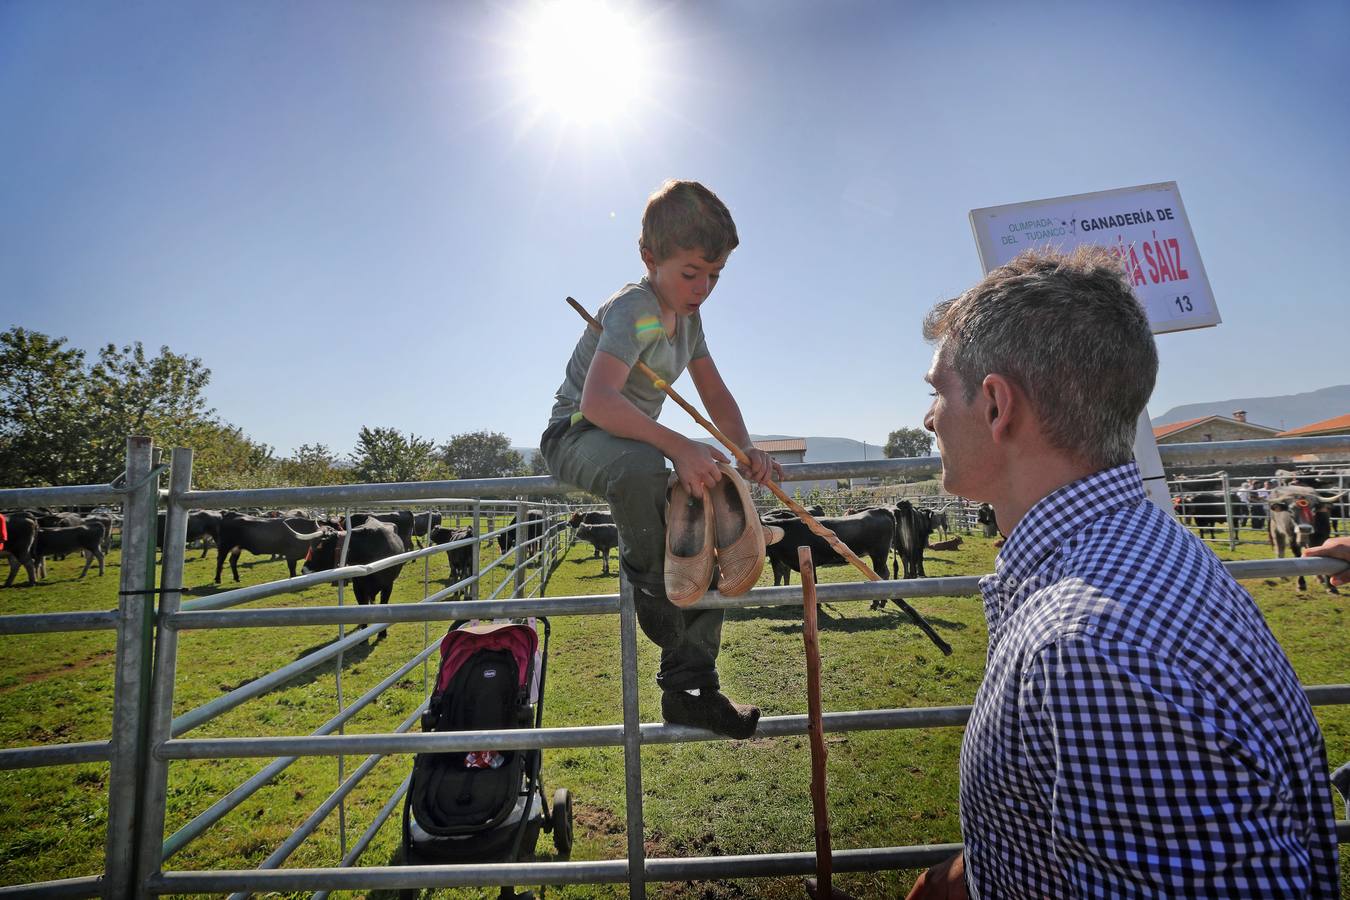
left=642, top=246, right=727, bottom=317
left=924, top=344, right=994, bottom=499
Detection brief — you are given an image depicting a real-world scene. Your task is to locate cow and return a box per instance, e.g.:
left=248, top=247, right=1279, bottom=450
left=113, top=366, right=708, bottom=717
left=575, top=522, right=620, bottom=575
left=429, top=525, right=475, bottom=596
left=764, top=508, right=895, bottom=589
left=1, top=513, right=39, bottom=587
left=302, top=518, right=406, bottom=639
left=568, top=510, right=614, bottom=558
left=892, top=501, right=934, bottom=580
left=157, top=509, right=223, bottom=558
left=498, top=509, right=546, bottom=553
left=930, top=507, right=950, bottom=540
left=1268, top=487, right=1344, bottom=593
left=1175, top=493, right=1223, bottom=540
left=34, top=522, right=106, bottom=578
left=411, top=511, right=442, bottom=548
left=350, top=511, right=415, bottom=552
left=761, top=505, right=824, bottom=520
left=976, top=503, right=999, bottom=538
left=215, top=515, right=327, bottom=583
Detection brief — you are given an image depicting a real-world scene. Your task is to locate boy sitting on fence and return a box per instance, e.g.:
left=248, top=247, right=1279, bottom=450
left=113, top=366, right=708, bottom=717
left=540, top=179, right=781, bottom=739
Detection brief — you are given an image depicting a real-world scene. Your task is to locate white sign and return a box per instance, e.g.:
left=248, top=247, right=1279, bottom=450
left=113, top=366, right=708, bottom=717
left=969, top=182, right=1219, bottom=334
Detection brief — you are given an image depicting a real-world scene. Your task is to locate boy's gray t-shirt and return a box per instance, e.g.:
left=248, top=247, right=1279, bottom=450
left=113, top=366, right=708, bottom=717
left=550, top=277, right=709, bottom=426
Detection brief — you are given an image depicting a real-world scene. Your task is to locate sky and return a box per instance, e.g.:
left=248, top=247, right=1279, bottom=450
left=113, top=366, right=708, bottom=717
left=2, top=0, right=1348, bottom=459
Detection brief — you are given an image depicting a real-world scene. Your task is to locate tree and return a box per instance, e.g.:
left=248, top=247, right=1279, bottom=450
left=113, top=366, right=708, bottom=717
left=350, top=427, right=444, bottom=483
left=440, top=430, right=526, bottom=479
left=0, top=328, right=230, bottom=486
left=275, top=443, right=353, bottom=487
left=529, top=450, right=551, bottom=476
left=0, top=327, right=92, bottom=486
left=179, top=421, right=276, bottom=489
left=884, top=426, right=933, bottom=459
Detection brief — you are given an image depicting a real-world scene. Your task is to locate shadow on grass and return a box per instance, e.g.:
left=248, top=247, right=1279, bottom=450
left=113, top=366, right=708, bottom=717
left=728, top=602, right=967, bottom=636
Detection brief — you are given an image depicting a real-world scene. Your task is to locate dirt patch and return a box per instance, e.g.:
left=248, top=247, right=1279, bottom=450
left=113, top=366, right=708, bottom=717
left=0, top=649, right=116, bottom=695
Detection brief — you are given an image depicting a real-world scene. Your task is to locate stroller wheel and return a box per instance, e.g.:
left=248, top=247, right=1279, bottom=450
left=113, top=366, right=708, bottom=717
left=551, top=788, right=574, bottom=855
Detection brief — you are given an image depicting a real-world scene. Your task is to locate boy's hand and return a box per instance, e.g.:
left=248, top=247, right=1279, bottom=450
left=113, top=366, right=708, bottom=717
left=671, top=438, right=728, bottom=498
left=738, top=447, right=782, bottom=486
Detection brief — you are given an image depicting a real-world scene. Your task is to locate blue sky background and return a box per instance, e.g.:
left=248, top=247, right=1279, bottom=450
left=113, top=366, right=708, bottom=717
left=2, top=1, right=1347, bottom=457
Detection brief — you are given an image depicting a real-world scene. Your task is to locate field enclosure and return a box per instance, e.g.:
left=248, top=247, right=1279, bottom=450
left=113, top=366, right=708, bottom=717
left=2, top=435, right=1348, bottom=898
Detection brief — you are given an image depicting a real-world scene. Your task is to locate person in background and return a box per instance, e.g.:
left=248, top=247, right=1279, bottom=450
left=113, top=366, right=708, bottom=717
left=906, top=247, right=1339, bottom=898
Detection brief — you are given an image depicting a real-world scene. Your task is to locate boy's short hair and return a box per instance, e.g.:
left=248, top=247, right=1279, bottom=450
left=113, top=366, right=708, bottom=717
left=640, top=179, right=739, bottom=263
left=923, top=246, right=1158, bottom=469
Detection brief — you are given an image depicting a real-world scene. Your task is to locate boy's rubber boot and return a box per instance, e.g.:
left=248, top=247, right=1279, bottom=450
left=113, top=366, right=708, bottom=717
left=661, top=689, right=760, bottom=739
left=664, top=476, right=716, bottom=607
left=707, top=463, right=782, bottom=596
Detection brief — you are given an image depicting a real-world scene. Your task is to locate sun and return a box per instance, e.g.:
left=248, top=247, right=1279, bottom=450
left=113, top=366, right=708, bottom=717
left=516, top=0, right=648, bottom=126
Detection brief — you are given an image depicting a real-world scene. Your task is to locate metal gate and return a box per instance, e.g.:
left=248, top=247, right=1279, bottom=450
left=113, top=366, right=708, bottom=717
left=2, top=434, right=1348, bottom=898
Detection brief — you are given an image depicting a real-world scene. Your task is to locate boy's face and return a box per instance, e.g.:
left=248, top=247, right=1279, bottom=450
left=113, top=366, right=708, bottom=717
left=641, top=246, right=727, bottom=317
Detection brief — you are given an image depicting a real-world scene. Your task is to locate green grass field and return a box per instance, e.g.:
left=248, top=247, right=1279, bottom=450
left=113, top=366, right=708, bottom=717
left=1, top=522, right=1346, bottom=898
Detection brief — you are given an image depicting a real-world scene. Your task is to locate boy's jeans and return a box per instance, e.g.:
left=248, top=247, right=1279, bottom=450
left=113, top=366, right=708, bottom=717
left=540, top=418, right=723, bottom=692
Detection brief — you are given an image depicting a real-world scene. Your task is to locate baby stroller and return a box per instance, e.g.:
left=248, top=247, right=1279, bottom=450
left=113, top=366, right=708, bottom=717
left=402, top=618, right=573, bottom=897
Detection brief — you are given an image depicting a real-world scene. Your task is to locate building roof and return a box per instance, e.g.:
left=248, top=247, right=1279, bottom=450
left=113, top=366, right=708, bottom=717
left=753, top=438, right=807, bottom=454
left=1152, top=414, right=1280, bottom=440
left=1152, top=416, right=1210, bottom=439
left=1277, top=413, right=1350, bottom=437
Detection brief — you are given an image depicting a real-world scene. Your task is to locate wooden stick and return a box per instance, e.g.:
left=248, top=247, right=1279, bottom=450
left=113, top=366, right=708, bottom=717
left=800, top=547, right=832, bottom=898
left=566, top=296, right=951, bottom=656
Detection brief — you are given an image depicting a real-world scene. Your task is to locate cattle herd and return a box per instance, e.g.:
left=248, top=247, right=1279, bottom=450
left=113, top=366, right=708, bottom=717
left=3, top=473, right=1345, bottom=599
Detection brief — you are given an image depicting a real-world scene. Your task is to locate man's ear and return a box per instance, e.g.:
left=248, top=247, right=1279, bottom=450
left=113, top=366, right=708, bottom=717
left=982, top=374, right=1019, bottom=443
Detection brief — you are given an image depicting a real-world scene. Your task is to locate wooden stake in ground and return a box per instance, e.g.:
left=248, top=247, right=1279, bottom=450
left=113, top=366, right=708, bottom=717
left=800, top=547, right=833, bottom=898
left=566, top=296, right=951, bottom=656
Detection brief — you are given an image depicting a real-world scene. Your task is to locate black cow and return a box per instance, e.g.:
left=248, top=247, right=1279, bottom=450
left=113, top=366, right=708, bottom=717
left=215, top=515, right=326, bottom=583
left=892, top=501, right=934, bottom=580
left=977, top=503, right=999, bottom=538
left=350, top=511, right=415, bottom=552
left=157, top=509, right=223, bottom=558
left=568, top=510, right=614, bottom=558
left=1175, top=493, right=1223, bottom=540
left=499, top=509, right=546, bottom=553
left=412, top=511, right=443, bottom=548
left=1, top=513, right=39, bottom=587
left=430, top=525, right=475, bottom=596
left=34, top=523, right=106, bottom=578
left=764, top=508, right=895, bottom=588
left=575, top=522, right=619, bottom=575
left=929, top=508, right=949, bottom=540
left=763, top=505, right=825, bottom=521
left=302, top=519, right=406, bottom=639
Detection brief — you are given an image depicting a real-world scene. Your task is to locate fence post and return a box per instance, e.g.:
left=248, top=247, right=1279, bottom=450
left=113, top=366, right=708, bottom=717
left=512, top=500, right=527, bottom=598
left=1221, top=471, right=1236, bottom=551
left=130, top=446, right=190, bottom=898
left=617, top=571, right=646, bottom=898
left=471, top=500, right=482, bottom=602
left=104, top=437, right=158, bottom=899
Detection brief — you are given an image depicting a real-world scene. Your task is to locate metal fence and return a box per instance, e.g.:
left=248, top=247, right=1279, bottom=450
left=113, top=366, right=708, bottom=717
left=2, top=434, right=1349, bottom=898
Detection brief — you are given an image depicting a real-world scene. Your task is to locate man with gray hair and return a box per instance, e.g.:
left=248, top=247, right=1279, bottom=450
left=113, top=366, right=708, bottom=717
left=906, top=248, right=1338, bottom=898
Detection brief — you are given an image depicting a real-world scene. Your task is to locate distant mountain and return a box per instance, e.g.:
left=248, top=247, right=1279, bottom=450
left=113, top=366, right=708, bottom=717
left=1151, top=384, right=1350, bottom=433
left=517, top=435, right=897, bottom=467
left=697, top=434, right=892, bottom=463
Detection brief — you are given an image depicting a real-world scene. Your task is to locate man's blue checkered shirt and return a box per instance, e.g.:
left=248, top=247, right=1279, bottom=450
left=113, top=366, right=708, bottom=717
left=960, top=462, right=1339, bottom=897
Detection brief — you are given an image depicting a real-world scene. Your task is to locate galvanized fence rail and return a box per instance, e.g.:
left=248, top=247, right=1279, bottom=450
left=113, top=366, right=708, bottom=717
left=1, top=433, right=1349, bottom=898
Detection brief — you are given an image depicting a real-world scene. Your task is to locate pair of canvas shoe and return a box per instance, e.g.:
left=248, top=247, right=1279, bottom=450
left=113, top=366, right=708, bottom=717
left=665, top=463, right=785, bottom=607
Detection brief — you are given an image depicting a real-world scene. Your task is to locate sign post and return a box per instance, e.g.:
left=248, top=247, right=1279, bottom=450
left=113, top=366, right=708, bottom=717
left=969, top=182, right=1219, bottom=509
